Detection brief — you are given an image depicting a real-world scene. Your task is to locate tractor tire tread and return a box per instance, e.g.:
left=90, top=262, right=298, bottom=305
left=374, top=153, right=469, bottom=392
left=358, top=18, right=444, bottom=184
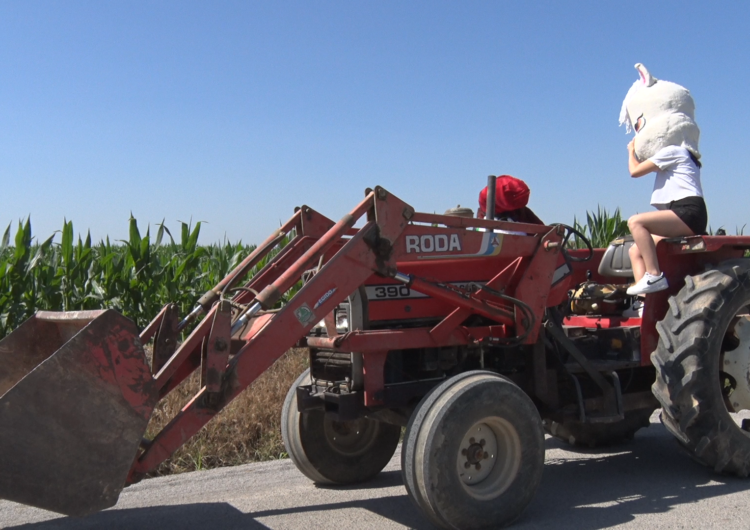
left=653, top=260, right=750, bottom=477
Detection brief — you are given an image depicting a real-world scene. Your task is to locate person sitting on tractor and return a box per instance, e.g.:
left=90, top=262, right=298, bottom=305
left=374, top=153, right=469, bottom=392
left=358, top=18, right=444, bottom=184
left=477, top=174, right=544, bottom=225
left=619, top=63, right=708, bottom=296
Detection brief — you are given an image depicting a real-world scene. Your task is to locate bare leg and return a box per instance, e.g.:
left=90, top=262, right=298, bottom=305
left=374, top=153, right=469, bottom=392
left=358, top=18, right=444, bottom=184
left=629, top=234, right=667, bottom=283
left=629, top=243, right=644, bottom=283
left=627, top=210, right=694, bottom=279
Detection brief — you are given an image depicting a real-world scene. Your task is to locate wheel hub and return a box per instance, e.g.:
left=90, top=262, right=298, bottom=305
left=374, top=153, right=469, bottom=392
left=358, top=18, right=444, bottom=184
left=454, top=417, right=522, bottom=500
left=464, top=441, right=487, bottom=466
left=323, top=417, right=378, bottom=456
left=722, top=316, right=750, bottom=412
left=457, top=423, right=499, bottom=485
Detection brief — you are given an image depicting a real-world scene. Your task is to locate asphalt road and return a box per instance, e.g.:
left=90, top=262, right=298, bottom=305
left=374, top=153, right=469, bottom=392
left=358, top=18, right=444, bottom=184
left=2, top=413, right=750, bottom=529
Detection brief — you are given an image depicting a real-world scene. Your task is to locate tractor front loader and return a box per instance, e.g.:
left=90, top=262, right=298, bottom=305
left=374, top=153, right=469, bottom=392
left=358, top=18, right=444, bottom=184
left=3, top=183, right=750, bottom=530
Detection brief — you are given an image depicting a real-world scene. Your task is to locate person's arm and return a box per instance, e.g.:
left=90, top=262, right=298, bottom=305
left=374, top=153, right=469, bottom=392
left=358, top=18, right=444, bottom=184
left=628, top=139, right=659, bottom=178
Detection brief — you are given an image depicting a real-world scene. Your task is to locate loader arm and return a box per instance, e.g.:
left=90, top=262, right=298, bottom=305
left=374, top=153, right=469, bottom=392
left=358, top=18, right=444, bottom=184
left=129, top=187, right=412, bottom=479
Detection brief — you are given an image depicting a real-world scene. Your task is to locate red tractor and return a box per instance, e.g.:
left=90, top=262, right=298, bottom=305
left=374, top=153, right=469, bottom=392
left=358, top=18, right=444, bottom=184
left=1, top=183, right=749, bottom=529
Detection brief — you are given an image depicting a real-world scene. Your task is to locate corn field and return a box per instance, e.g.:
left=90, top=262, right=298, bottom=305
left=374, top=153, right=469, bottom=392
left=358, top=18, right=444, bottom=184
left=0, top=217, right=258, bottom=339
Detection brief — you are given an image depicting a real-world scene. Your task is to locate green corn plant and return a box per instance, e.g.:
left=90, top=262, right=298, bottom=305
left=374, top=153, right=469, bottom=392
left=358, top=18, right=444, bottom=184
left=708, top=225, right=746, bottom=236
left=0, top=218, right=57, bottom=336
left=0, top=219, right=33, bottom=334
left=57, top=220, right=98, bottom=311
left=570, top=206, right=630, bottom=249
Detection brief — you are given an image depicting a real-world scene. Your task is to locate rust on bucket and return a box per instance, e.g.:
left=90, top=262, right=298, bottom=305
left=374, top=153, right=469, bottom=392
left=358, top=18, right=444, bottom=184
left=0, top=310, right=157, bottom=516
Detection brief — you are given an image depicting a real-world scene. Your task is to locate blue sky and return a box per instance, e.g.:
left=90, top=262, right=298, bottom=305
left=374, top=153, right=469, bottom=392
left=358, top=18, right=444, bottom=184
left=2, top=1, right=749, bottom=245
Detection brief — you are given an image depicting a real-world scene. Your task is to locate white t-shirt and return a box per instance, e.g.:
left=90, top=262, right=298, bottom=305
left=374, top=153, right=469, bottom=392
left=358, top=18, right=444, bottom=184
left=648, top=145, right=703, bottom=207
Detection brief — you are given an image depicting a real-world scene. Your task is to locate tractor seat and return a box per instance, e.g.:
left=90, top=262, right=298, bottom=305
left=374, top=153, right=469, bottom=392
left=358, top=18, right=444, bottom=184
left=597, top=235, right=635, bottom=278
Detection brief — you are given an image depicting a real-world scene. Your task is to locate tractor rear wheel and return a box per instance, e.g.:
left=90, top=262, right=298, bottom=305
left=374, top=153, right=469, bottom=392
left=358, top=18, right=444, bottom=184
left=401, top=371, right=544, bottom=529
left=281, top=368, right=401, bottom=484
left=544, top=407, right=656, bottom=448
left=653, top=261, right=750, bottom=476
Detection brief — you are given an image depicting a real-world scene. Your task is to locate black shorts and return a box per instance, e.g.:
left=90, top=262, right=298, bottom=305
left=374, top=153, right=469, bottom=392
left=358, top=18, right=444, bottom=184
left=668, top=196, right=708, bottom=235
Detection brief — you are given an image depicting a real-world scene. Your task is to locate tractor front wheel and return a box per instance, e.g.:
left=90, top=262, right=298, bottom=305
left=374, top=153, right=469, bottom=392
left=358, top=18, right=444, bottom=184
left=281, top=369, right=401, bottom=484
left=653, top=261, right=750, bottom=476
left=402, top=371, right=544, bottom=529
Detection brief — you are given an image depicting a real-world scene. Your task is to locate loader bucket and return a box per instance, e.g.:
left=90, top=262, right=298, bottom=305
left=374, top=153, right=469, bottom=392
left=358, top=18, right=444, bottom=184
left=0, top=309, right=157, bottom=516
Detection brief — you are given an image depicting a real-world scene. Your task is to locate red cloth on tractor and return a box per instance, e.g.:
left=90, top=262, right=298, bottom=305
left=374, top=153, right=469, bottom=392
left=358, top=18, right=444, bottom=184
left=478, top=175, right=531, bottom=218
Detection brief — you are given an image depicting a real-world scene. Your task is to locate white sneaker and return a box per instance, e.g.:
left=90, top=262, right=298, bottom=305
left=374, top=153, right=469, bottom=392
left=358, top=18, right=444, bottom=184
left=623, top=299, right=644, bottom=318
left=626, top=273, right=668, bottom=296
